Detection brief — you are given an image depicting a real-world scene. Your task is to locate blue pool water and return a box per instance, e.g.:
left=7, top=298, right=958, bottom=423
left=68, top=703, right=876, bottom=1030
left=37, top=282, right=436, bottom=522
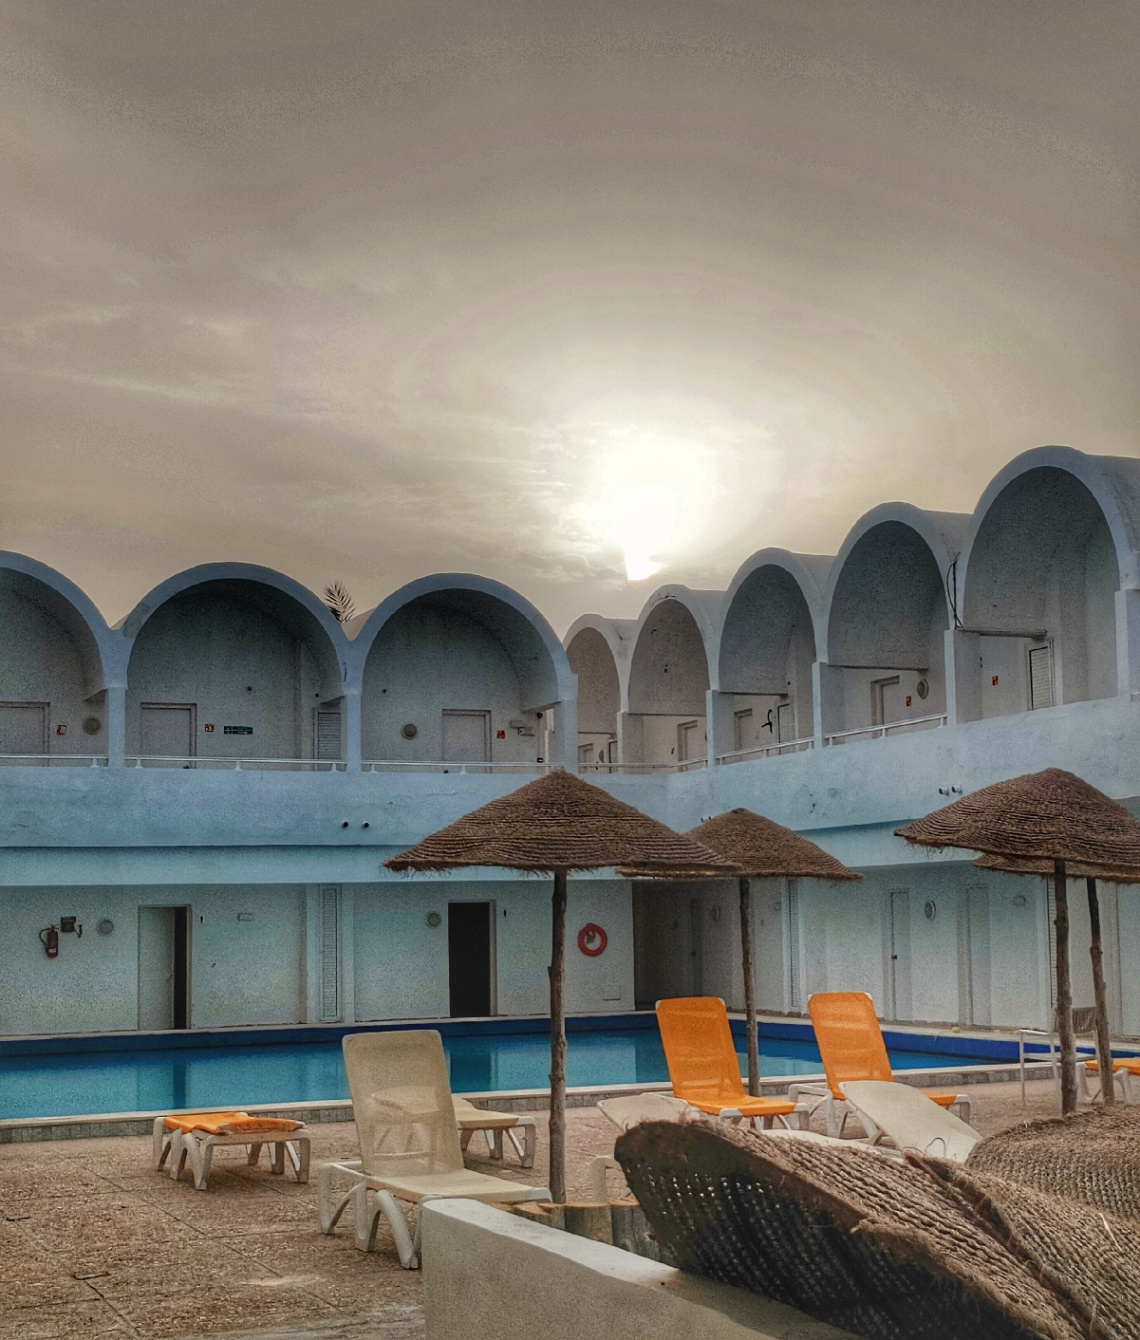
left=0, top=1024, right=997, bottom=1122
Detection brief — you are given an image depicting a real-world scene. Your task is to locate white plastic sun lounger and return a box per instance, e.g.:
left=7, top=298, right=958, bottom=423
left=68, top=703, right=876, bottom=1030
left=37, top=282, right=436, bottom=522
left=318, top=1030, right=551, bottom=1268
left=453, top=1096, right=537, bottom=1167
left=839, top=1080, right=982, bottom=1162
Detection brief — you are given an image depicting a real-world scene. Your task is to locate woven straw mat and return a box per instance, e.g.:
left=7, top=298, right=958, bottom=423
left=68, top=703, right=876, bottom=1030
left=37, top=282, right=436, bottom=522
left=923, top=1157, right=1140, bottom=1340
left=966, top=1107, right=1140, bottom=1221
left=616, top=1118, right=1089, bottom=1340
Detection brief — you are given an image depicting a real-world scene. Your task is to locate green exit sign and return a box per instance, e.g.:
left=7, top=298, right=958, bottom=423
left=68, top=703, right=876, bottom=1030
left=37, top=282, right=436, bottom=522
left=223, top=725, right=253, bottom=735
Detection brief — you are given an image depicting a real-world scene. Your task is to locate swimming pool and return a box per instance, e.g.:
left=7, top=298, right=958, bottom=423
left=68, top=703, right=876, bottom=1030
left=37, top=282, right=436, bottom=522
left=0, top=1017, right=1013, bottom=1122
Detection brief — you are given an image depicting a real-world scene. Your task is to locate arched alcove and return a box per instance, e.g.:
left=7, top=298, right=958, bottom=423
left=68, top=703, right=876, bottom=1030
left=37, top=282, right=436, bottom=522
left=565, top=622, right=623, bottom=771
left=124, top=570, right=344, bottom=766
left=0, top=557, right=109, bottom=762
left=626, top=591, right=713, bottom=770
left=357, top=579, right=567, bottom=768
left=716, top=554, right=823, bottom=758
left=961, top=465, right=1120, bottom=718
left=823, top=512, right=957, bottom=742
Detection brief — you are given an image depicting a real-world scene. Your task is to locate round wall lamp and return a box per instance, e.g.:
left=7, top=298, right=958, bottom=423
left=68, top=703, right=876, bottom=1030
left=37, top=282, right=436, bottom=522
left=916, top=679, right=930, bottom=700
left=96, top=918, right=114, bottom=936
left=425, top=911, right=442, bottom=928
left=923, top=900, right=937, bottom=921
left=83, top=716, right=102, bottom=735
left=401, top=723, right=418, bottom=739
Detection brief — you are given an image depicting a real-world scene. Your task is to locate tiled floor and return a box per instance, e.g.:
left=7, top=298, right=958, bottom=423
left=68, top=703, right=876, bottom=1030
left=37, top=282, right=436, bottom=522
left=0, top=1079, right=1065, bottom=1338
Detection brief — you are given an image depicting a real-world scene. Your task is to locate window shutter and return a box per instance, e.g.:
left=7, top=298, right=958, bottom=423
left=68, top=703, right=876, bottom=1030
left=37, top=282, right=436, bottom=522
left=776, top=701, right=793, bottom=743
left=320, top=886, right=339, bottom=1021
left=787, top=879, right=801, bottom=1011
left=316, top=710, right=342, bottom=761
left=1029, top=644, right=1054, bottom=711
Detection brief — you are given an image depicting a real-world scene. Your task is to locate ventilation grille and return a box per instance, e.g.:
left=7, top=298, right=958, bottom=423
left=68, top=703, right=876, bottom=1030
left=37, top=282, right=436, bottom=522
left=320, top=886, right=339, bottom=1021
left=316, top=711, right=342, bottom=761
left=1029, top=644, right=1054, bottom=711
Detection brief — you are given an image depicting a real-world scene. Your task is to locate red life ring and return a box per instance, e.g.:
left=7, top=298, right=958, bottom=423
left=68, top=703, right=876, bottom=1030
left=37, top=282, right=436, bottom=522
left=577, top=923, right=607, bottom=957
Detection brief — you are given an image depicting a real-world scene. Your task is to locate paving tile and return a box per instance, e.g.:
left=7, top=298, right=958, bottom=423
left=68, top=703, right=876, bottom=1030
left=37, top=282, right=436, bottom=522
left=0, top=1299, right=133, bottom=1338
left=172, top=1304, right=424, bottom=1340
left=115, top=1280, right=338, bottom=1339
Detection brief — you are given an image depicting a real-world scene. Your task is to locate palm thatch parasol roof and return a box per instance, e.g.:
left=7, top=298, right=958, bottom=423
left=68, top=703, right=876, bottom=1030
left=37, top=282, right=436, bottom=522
left=384, top=767, right=737, bottom=876
left=896, top=767, right=1140, bottom=1116
left=973, top=851, right=1140, bottom=883
left=894, top=767, right=1140, bottom=865
left=383, top=768, right=734, bottom=1203
left=685, top=808, right=862, bottom=882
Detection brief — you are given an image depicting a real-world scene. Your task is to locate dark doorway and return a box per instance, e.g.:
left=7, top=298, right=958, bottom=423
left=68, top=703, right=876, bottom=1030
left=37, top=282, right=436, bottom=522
left=448, top=902, right=493, bottom=1016
left=138, top=904, right=191, bottom=1030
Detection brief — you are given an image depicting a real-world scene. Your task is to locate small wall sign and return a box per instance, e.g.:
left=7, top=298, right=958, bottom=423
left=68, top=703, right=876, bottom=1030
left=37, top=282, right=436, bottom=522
left=55, top=724, right=67, bottom=736
left=496, top=729, right=506, bottom=739
left=223, top=725, right=254, bottom=735
left=204, top=723, right=215, bottom=733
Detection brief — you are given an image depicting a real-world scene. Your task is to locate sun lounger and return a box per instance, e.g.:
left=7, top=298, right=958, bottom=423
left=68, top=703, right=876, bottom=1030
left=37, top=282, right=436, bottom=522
left=318, top=1030, right=551, bottom=1268
left=790, top=992, right=970, bottom=1138
left=1083, top=1055, right=1140, bottom=1104
left=453, top=1097, right=536, bottom=1167
left=838, top=1080, right=981, bottom=1161
left=655, top=997, right=810, bottom=1132
left=154, top=1112, right=310, bottom=1191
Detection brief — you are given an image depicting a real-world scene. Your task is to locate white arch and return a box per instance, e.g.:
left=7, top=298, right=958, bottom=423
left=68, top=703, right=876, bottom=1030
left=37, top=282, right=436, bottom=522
left=712, top=548, right=831, bottom=689
left=119, top=563, right=346, bottom=697
left=960, top=446, right=1140, bottom=598
left=564, top=614, right=637, bottom=712
left=627, top=585, right=720, bottom=715
left=823, top=503, right=968, bottom=666
left=0, top=551, right=113, bottom=692
left=349, top=572, right=573, bottom=706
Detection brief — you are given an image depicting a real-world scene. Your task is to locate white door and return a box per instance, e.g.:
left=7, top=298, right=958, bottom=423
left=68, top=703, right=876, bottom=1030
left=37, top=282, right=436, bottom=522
left=138, top=906, right=176, bottom=1030
left=1029, top=643, right=1054, bottom=710
left=442, top=710, right=490, bottom=764
left=871, top=677, right=901, bottom=729
left=733, top=709, right=753, bottom=753
left=687, top=897, right=704, bottom=995
left=776, top=701, right=794, bottom=745
left=888, top=889, right=912, bottom=1020
left=0, top=702, right=47, bottom=763
left=677, top=720, right=700, bottom=766
left=140, top=704, right=194, bottom=766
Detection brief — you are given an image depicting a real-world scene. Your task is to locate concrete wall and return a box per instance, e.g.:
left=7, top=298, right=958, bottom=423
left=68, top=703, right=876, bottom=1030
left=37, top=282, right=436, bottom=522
left=127, top=590, right=324, bottom=760
left=0, top=884, right=305, bottom=1034
left=361, top=603, right=542, bottom=764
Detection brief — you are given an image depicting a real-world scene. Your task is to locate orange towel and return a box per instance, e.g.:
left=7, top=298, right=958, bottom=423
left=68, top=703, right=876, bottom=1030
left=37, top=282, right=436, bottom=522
left=215, top=1117, right=306, bottom=1135
left=163, top=1111, right=249, bottom=1134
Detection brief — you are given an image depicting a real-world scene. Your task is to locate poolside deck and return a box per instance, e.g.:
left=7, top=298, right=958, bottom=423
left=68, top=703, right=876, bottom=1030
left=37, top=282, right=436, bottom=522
left=0, top=1077, right=1065, bottom=1339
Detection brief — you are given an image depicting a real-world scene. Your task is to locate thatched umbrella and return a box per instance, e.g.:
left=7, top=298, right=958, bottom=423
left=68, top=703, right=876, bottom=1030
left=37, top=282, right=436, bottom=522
left=683, top=809, right=860, bottom=1097
left=896, top=767, right=1140, bottom=1114
left=384, top=768, right=735, bottom=1201
left=973, top=851, right=1140, bottom=1105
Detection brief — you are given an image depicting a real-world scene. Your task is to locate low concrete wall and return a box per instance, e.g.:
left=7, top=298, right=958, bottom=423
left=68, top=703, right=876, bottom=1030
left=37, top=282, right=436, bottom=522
left=422, top=1199, right=855, bottom=1340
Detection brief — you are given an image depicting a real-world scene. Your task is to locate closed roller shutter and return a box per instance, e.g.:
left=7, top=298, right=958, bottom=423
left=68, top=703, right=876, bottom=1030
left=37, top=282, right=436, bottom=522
left=320, top=886, right=339, bottom=1021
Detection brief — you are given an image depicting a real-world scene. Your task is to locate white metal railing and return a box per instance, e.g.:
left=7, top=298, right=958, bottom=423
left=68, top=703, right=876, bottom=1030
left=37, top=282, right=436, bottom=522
left=578, top=759, right=707, bottom=775
left=823, top=714, right=947, bottom=747
left=716, top=736, right=815, bottom=764
left=124, top=756, right=346, bottom=771
left=362, top=760, right=554, bottom=775
left=0, top=754, right=109, bottom=767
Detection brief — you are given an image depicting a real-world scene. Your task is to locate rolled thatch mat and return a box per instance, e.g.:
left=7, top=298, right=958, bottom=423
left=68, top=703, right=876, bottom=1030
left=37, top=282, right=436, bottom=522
left=384, top=767, right=736, bottom=875
left=965, top=1107, right=1140, bottom=1221
left=895, top=768, right=1140, bottom=868
left=616, top=1119, right=1088, bottom=1340
left=923, top=1158, right=1140, bottom=1340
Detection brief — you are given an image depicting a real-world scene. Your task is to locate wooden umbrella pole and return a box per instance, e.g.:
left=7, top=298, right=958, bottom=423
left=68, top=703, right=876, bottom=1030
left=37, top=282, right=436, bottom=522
left=1086, top=876, right=1114, bottom=1106
left=548, top=868, right=568, bottom=1204
left=739, top=878, right=760, bottom=1097
left=1053, top=858, right=1077, bottom=1115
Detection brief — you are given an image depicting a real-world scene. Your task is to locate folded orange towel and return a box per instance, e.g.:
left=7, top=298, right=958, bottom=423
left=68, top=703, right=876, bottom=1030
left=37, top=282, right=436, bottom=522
left=164, top=1111, right=249, bottom=1134
left=215, top=1118, right=306, bottom=1135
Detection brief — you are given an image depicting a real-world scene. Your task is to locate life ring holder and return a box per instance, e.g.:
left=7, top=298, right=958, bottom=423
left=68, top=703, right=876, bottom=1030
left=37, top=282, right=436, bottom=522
left=577, top=923, right=607, bottom=957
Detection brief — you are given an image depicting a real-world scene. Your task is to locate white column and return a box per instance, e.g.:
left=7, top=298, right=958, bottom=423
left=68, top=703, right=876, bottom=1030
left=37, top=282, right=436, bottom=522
left=343, top=687, right=362, bottom=770
left=1116, top=588, right=1140, bottom=695
left=946, top=628, right=982, bottom=724
left=105, top=683, right=127, bottom=767
left=811, top=662, right=844, bottom=748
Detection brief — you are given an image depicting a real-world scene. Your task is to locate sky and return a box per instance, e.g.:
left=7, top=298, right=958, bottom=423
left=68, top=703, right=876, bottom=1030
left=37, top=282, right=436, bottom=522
left=1, top=1, right=1137, bottom=634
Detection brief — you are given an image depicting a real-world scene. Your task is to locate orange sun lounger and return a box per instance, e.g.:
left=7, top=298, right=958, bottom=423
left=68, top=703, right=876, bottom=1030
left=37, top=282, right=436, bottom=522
left=792, top=992, right=970, bottom=1139
left=656, top=997, right=809, bottom=1130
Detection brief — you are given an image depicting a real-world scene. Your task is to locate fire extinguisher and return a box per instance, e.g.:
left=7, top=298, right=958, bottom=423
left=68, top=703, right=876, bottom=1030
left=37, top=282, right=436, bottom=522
left=39, top=926, right=59, bottom=959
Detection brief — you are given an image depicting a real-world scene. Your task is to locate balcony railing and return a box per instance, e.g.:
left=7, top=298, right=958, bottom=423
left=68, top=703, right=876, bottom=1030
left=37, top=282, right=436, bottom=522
left=578, top=759, right=707, bottom=775
left=124, top=756, right=347, bottom=771
left=823, top=714, right=947, bottom=747
left=0, top=754, right=109, bottom=767
left=715, top=736, right=815, bottom=765
left=361, top=760, right=554, bottom=775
